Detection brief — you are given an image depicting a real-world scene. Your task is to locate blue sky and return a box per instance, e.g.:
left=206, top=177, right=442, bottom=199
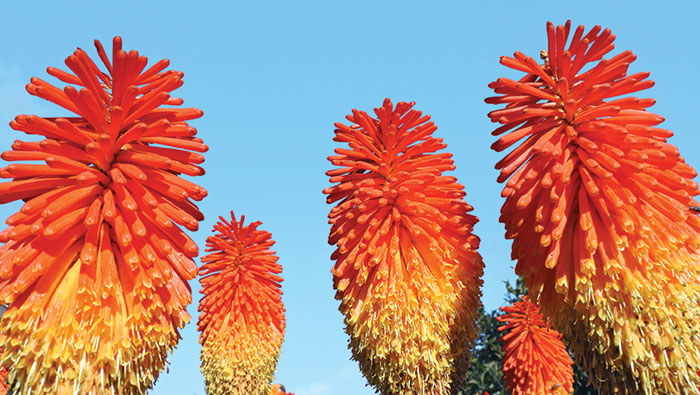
left=0, top=1, right=698, bottom=394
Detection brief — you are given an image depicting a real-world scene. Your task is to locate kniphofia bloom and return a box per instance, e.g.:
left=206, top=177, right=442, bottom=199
left=498, top=296, right=573, bottom=395
left=0, top=37, right=207, bottom=394
left=198, top=212, right=285, bottom=395
left=324, top=99, right=484, bottom=393
left=487, top=21, right=700, bottom=393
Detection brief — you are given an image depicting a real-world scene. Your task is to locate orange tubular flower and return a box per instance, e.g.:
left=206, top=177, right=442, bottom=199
left=198, top=212, right=285, bottom=395
left=487, top=21, right=700, bottom=393
left=0, top=37, right=207, bottom=394
left=498, top=296, right=573, bottom=395
left=324, top=99, right=484, bottom=393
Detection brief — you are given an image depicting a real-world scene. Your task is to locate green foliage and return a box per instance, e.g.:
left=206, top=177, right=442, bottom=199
left=503, top=277, right=527, bottom=304
left=458, top=278, right=598, bottom=395
left=458, top=306, right=505, bottom=395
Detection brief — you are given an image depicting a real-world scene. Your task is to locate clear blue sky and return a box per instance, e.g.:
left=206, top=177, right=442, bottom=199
left=0, top=1, right=698, bottom=394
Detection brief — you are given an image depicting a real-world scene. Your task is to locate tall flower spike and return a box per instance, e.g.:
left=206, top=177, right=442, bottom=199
left=487, top=21, right=700, bottom=394
left=497, top=296, right=573, bottom=395
left=198, top=212, right=285, bottom=395
left=324, top=98, right=484, bottom=393
left=0, top=37, right=207, bottom=394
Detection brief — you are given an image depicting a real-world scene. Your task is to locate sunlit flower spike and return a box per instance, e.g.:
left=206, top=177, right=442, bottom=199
left=498, top=296, right=573, bottom=395
left=198, top=212, right=285, bottom=395
left=324, top=98, right=484, bottom=393
left=487, top=21, right=700, bottom=394
left=0, top=37, right=207, bottom=394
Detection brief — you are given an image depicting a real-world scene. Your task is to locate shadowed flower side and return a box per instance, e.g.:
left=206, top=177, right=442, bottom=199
left=198, top=212, right=285, bottom=395
left=324, top=98, right=484, bottom=393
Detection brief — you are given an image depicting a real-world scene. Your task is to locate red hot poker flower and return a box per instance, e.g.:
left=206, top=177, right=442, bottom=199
left=324, top=99, right=484, bottom=393
left=498, top=296, right=573, bottom=395
left=198, top=212, right=285, bottom=395
left=486, top=21, right=700, bottom=393
left=0, top=37, right=207, bottom=394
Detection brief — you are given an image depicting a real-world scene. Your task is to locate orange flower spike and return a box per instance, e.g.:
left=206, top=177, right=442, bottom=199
left=0, top=37, right=207, bottom=394
left=198, top=212, right=285, bottom=395
left=497, top=296, right=573, bottom=395
left=324, top=99, right=484, bottom=393
left=487, top=21, right=700, bottom=394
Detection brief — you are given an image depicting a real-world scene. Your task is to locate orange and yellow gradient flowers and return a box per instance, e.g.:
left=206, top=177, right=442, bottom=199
left=324, top=99, right=484, bottom=393
left=498, top=296, right=573, bottom=395
left=0, top=37, right=207, bottom=394
left=487, top=21, right=700, bottom=393
left=198, top=212, right=285, bottom=395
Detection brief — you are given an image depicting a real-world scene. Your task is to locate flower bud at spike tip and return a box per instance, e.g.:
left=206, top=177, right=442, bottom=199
left=198, top=212, right=286, bottom=395
left=324, top=98, right=484, bottom=393
left=0, top=37, right=207, bottom=394
left=486, top=21, right=700, bottom=394
left=498, top=296, right=573, bottom=395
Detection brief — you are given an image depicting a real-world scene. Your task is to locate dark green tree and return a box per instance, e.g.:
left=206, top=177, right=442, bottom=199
left=458, top=306, right=506, bottom=395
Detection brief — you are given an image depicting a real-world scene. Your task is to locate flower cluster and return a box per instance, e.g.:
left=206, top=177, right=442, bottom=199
left=498, top=296, right=573, bottom=395
left=487, top=21, right=700, bottom=393
left=324, top=99, right=484, bottom=393
left=198, top=212, right=285, bottom=395
left=0, top=37, right=207, bottom=394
